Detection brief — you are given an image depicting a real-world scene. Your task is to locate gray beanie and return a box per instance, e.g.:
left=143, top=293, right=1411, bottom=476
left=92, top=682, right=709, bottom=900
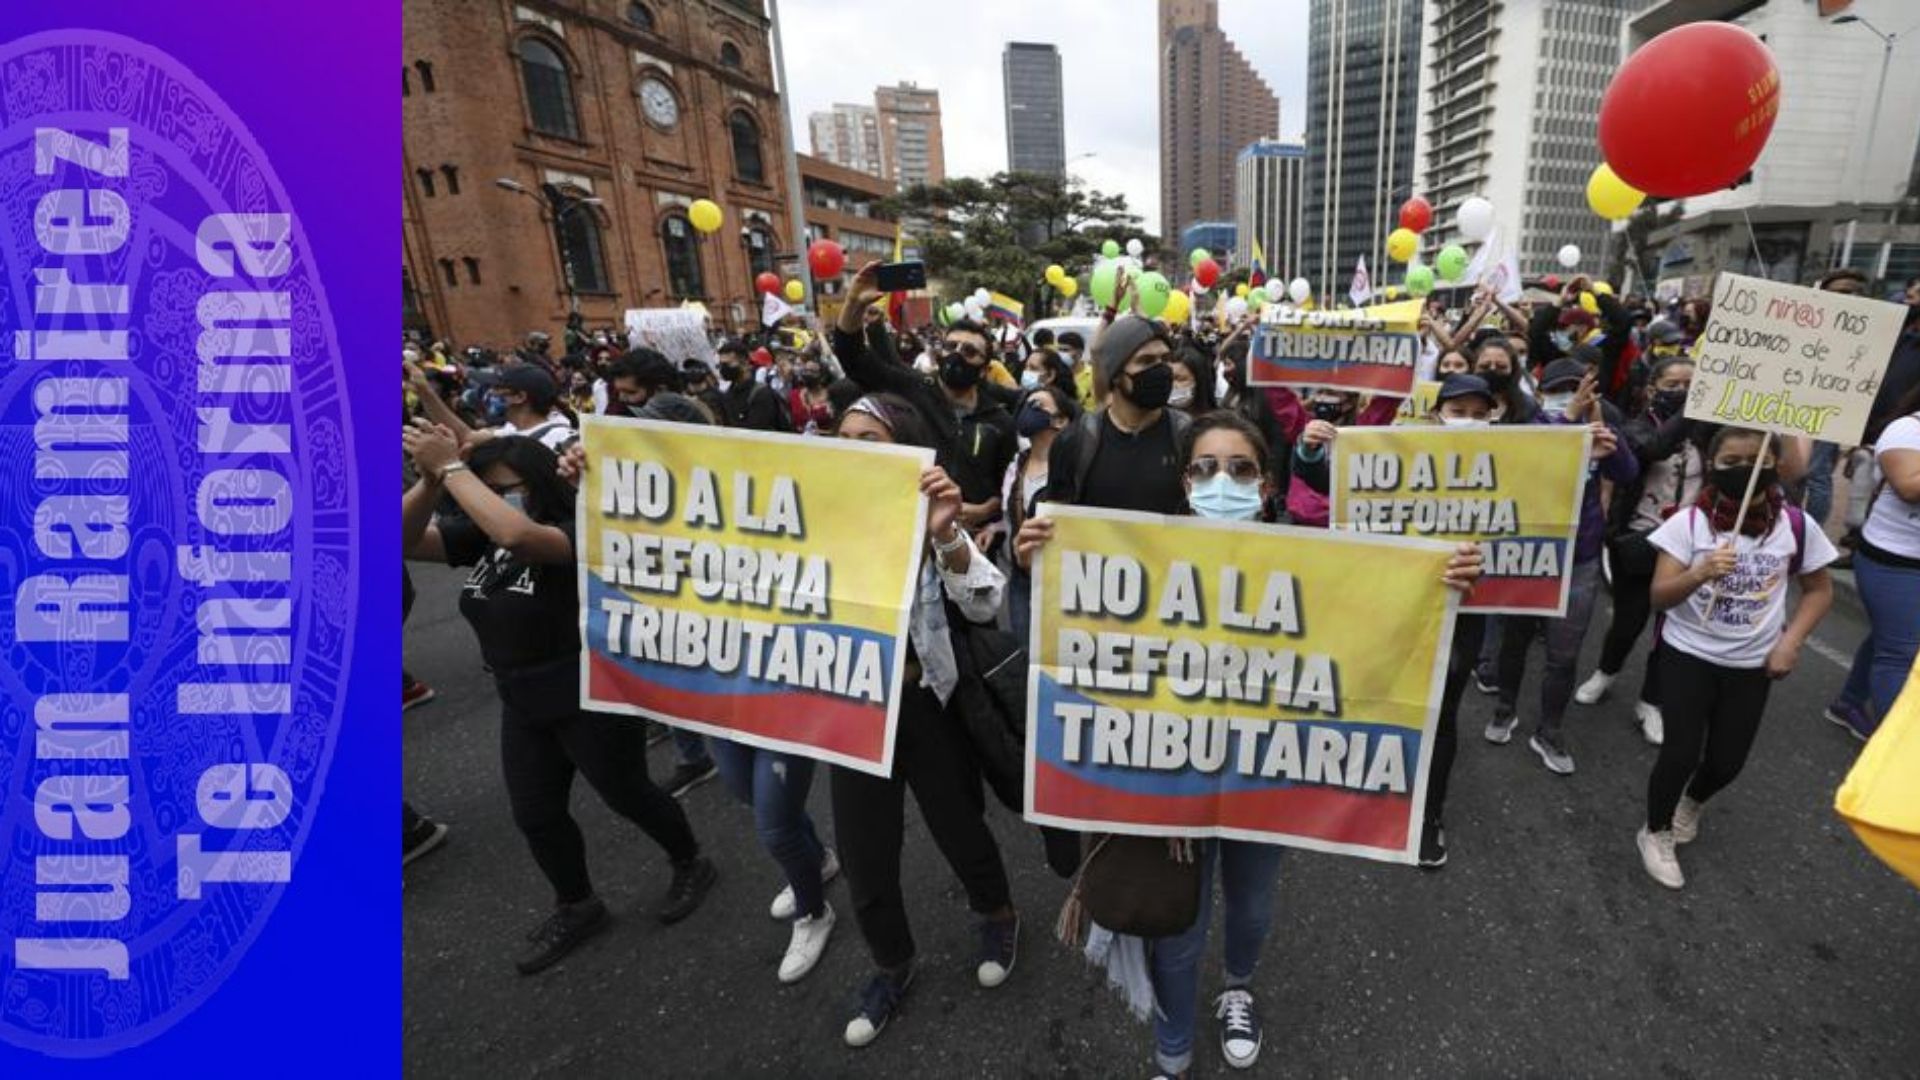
left=636, top=391, right=711, bottom=426
left=1091, top=316, right=1168, bottom=398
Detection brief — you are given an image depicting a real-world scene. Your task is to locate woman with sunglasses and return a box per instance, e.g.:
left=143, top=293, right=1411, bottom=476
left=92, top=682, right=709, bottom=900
left=1016, top=410, right=1479, bottom=1079
left=401, top=421, right=715, bottom=976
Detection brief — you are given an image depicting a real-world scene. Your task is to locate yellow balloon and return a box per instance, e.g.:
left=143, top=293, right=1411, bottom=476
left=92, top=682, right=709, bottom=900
left=1593, top=281, right=1614, bottom=296
left=1579, top=291, right=1600, bottom=315
left=1234, top=283, right=1249, bottom=298
left=784, top=279, right=804, bottom=303
left=1387, top=227, right=1419, bottom=263
left=688, top=198, right=723, bottom=234
left=1045, top=264, right=1065, bottom=284
left=1058, top=277, right=1078, bottom=298
left=1384, top=285, right=1402, bottom=299
left=1586, top=163, right=1644, bottom=222
left=1163, top=290, right=1191, bottom=325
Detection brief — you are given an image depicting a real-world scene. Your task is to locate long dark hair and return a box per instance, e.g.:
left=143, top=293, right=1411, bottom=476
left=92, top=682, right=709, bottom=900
left=465, top=436, right=576, bottom=527
left=1471, top=337, right=1531, bottom=422
left=1171, top=344, right=1217, bottom=412
left=1182, top=409, right=1273, bottom=478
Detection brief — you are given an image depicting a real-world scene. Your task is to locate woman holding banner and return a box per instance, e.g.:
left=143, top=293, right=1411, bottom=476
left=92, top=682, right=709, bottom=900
left=401, top=422, right=716, bottom=975
left=1017, top=410, right=1481, bottom=1077
left=1638, top=426, right=1837, bottom=890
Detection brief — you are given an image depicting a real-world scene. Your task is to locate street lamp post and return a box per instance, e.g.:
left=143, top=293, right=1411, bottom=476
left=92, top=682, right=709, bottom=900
left=1831, top=15, right=1915, bottom=283
left=495, top=177, right=603, bottom=318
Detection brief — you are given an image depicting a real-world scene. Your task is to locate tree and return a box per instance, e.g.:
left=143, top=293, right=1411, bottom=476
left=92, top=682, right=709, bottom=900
left=882, top=171, right=1150, bottom=315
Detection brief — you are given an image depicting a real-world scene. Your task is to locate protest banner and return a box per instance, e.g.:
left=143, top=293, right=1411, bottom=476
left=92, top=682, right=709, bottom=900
left=1328, top=426, right=1591, bottom=615
left=1024, top=504, right=1458, bottom=863
left=1248, top=298, right=1423, bottom=396
left=625, top=307, right=717, bottom=367
left=1392, top=380, right=1443, bottom=425
left=576, top=416, right=932, bottom=777
left=1686, top=272, right=1905, bottom=446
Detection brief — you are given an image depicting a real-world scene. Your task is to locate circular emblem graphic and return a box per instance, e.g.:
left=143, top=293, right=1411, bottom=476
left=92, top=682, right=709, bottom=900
left=0, top=30, right=356, bottom=1054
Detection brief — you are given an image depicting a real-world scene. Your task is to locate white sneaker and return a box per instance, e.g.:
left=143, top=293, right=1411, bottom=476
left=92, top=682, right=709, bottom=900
left=777, top=902, right=835, bottom=984
left=1637, top=827, right=1685, bottom=889
left=1672, top=797, right=1702, bottom=845
left=1573, top=670, right=1614, bottom=705
left=1635, top=702, right=1664, bottom=746
left=768, top=847, right=841, bottom=920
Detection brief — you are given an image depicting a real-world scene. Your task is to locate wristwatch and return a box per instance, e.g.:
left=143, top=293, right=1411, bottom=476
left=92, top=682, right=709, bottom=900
left=437, top=461, right=471, bottom=482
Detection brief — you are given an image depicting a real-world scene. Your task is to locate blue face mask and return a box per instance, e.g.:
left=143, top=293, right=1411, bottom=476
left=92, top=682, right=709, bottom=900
left=1550, top=331, right=1574, bottom=352
left=501, top=491, right=527, bottom=514
left=1541, top=391, right=1575, bottom=417
left=483, top=393, right=508, bottom=422
left=1188, top=472, right=1263, bottom=521
left=1020, top=370, right=1043, bottom=390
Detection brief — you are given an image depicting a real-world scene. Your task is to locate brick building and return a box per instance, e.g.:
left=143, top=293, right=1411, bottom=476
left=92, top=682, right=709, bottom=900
left=403, top=0, right=797, bottom=346
left=1158, top=0, right=1279, bottom=251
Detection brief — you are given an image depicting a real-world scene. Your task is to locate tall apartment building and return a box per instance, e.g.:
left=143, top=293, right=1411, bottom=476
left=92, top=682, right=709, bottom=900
left=1412, top=0, right=1639, bottom=277
left=1004, top=42, right=1066, bottom=175
left=1302, top=0, right=1422, bottom=300
left=1159, top=0, right=1281, bottom=250
left=1236, top=140, right=1307, bottom=280
left=808, top=103, right=883, bottom=178
left=876, top=82, right=946, bottom=189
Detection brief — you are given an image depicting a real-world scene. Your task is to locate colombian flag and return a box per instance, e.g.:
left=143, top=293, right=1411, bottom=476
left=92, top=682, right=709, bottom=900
left=987, top=291, right=1025, bottom=325
left=1250, top=239, right=1268, bottom=287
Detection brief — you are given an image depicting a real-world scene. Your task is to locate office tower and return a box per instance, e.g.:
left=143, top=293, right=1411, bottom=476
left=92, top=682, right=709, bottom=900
left=875, top=82, right=946, bottom=188
left=1159, top=0, right=1281, bottom=249
left=808, top=102, right=884, bottom=178
left=1004, top=42, right=1067, bottom=175
left=1236, top=139, right=1307, bottom=280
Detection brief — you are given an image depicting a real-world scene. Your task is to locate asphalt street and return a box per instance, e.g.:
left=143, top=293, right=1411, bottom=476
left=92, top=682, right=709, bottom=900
left=403, top=559, right=1920, bottom=1079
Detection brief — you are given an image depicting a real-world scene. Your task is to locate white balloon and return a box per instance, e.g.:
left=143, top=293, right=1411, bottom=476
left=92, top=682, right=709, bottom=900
left=972, top=287, right=991, bottom=305
left=1288, top=277, right=1311, bottom=304
left=1557, top=244, right=1581, bottom=269
left=1265, top=280, right=1287, bottom=304
left=1125, top=238, right=1144, bottom=257
left=946, top=302, right=967, bottom=321
left=1456, top=196, right=1494, bottom=242
left=1225, top=297, right=1250, bottom=321
left=1122, top=256, right=1143, bottom=275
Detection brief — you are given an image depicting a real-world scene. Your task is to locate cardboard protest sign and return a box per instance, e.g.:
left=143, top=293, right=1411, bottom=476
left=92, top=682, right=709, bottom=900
left=1329, top=426, right=1592, bottom=615
left=1024, top=504, right=1457, bottom=863
left=625, top=307, right=716, bottom=367
left=1686, top=273, right=1906, bottom=446
left=1248, top=298, right=1423, bottom=396
left=577, top=416, right=931, bottom=776
left=1392, top=380, right=1443, bottom=425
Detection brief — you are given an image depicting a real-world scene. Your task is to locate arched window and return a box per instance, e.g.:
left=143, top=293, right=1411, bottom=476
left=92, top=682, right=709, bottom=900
left=744, top=225, right=775, bottom=278
left=518, top=38, right=579, bottom=139
left=719, top=41, right=742, bottom=69
left=729, top=110, right=764, bottom=185
left=626, top=3, right=655, bottom=31
left=555, top=202, right=610, bottom=294
left=661, top=214, right=705, bottom=299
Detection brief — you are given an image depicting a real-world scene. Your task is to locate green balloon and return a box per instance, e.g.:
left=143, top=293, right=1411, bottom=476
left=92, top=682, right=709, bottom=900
left=1436, top=244, right=1470, bottom=282
left=1246, top=289, right=1266, bottom=314
left=1091, top=262, right=1119, bottom=307
left=1101, top=239, right=1121, bottom=259
left=1405, top=264, right=1436, bottom=297
left=1135, top=272, right=1172, bottom=318
left=1188, top=246, right=1210, bottom=269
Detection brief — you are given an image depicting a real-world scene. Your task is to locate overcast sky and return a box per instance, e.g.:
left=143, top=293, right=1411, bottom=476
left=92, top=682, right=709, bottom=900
left=776, top=0, right=1312, bottom=235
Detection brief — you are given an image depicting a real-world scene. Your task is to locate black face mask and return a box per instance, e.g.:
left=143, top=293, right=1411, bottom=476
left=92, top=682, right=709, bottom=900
left=1310, top=399, right=1348, bottom=423
left=1479, top=369, right=1513, bottom=392
left=1711, top=464, right=1778, bottom=496
left=798, top=371, right=822, bottom=388
left=939, top=353, right=983, bottom=390
left=1651, top=388, right=1688, bottom=416
left=1123, top=363, right=1174, bottom=410
left=717, top=362, right=743, bottom=383
left=1015, top=403, right=1056, bottom=438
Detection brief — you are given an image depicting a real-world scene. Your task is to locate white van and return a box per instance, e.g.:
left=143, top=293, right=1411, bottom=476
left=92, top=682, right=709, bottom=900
left=1023, top=316, right=1102, bottom=353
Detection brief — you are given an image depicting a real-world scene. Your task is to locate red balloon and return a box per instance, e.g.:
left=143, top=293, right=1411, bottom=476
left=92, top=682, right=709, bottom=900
left=755, top=271, right=780, bottom=295
left=808, top=239, right=846, bottom=279
left=1194, top=258, right=1221, bottom=288
left=1399, top=196, right=1433, bottom=233
left=1541, top=274, right=1562, bottom=292
left=1599, top=22, right=1779, bottom=197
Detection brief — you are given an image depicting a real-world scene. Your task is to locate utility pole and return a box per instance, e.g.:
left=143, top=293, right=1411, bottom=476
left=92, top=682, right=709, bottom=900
left=767, top=0, right=812, bottom=314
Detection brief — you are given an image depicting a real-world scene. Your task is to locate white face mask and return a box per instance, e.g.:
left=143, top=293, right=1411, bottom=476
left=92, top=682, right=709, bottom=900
left=1214, top=367, right=1231, bottom=401
left=1168, top=385, right=1194, bottom=408
left=1541, top=391, right=1575, bottom=416
left=1438, top=414, right=1488, bottom=428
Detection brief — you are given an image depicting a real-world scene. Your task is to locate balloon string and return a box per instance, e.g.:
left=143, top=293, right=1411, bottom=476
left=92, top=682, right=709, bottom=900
left=1739, top=206, right=1769, bottom=279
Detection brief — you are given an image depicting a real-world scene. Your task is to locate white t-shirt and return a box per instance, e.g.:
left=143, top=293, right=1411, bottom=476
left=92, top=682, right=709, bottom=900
left=491, top=410, right=577, bottom=453
left=1862, top=415, right=1920, bottom=559
left=1648, top=506, right=1838, bottom=669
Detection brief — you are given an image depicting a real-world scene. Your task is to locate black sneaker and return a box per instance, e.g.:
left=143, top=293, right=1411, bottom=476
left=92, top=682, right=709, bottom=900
left=664, top=760, right=717, bottom=799
left=402, top=816, right=449, bottom=867
left=844, top=966, right=915, bottom=1047
left=656, top=855, right=717, bottom=924
left=1472, top=666, right=1498, bottom=695
left=513, top=897, right=609, bottom=975
left=975, top=913, right=1019, bottom=988
left=1214, top=987, right=1263, bottom=1069
left=1418, top=821, right=1448, bottom=870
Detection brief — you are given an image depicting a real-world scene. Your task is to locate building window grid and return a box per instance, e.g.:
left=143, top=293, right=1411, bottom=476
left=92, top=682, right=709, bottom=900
left=518, top=38, right=580, bottom=140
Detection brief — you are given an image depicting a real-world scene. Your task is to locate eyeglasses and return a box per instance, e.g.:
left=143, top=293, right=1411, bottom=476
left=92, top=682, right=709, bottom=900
left=1185, top=455, right=1261, bottom=483
left=951, top=342, right=983, bottom=359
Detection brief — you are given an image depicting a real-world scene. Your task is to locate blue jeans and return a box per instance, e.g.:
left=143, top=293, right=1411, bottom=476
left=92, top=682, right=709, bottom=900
left=707, top=738, right=828, bottom=918
left=1148, top=839, right=1285, bottom=1074
left=672, top=728, right=712, bottom=768
left=1803, top=440, right=1838, bottom=526
left=1838, top=548, right=1920, bottom=729
left=1496, top=558, right=1604, bottom=738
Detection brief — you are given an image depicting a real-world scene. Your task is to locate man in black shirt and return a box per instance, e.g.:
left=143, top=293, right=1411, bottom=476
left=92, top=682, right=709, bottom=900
left=934, top=318, right=1018, bottom=532
left=1034, top=314, right=1189, bottom=516
left=714, top=339, right=792, bottom=432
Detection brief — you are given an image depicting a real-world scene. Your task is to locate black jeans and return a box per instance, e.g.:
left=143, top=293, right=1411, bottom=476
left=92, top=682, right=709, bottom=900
left=1597, top=535, right=1663, bottom=706
left=1425, top=613, right=1484, bottom=827
left=1645, top=649, right=1772, bottom=831
left=498, top=661, right=698, bottom=904
left=830, top=684, right=1013, bottom=971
